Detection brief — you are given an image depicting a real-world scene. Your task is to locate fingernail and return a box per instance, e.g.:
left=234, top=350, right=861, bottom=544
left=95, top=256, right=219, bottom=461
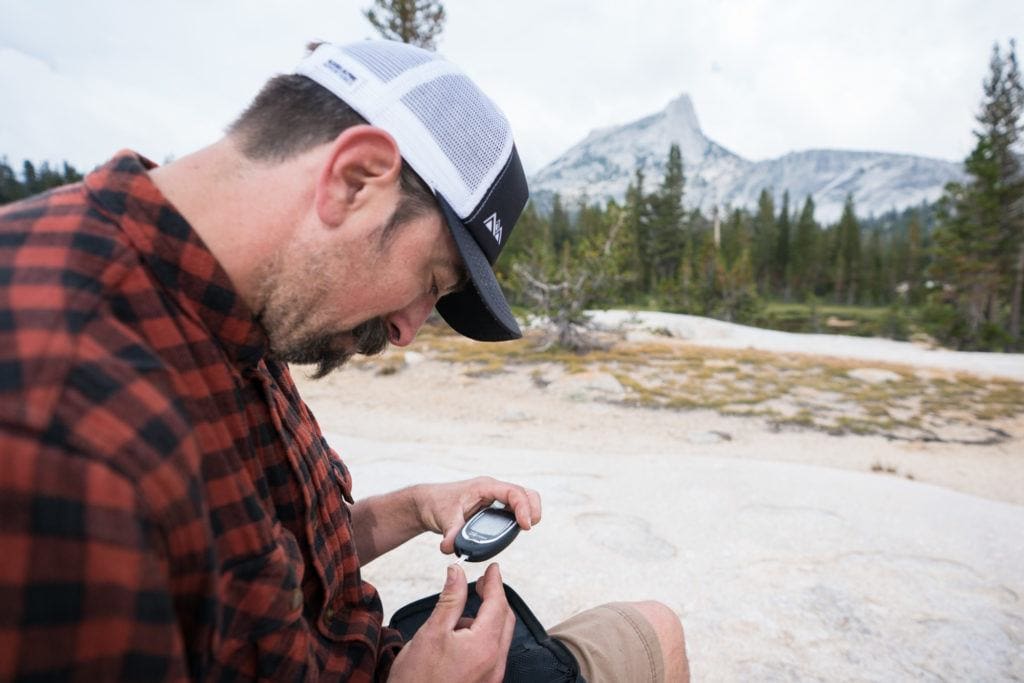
left=446, top=564, right=456, bottom=587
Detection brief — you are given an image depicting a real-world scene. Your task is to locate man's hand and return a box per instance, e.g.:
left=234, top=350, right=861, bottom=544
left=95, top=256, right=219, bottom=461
left=413, top=476, right=542, bottom=556
left=349, top=477, right=541, bottom=565
left=388, top=563, right=515, bottom=682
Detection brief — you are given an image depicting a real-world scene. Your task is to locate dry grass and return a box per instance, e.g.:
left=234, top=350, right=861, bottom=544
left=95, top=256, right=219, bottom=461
left=350, top=322, right=1024, bottom=444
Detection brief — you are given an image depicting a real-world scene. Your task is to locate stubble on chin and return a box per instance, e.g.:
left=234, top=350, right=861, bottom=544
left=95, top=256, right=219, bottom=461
left=253, top=249, right=390, bottom=378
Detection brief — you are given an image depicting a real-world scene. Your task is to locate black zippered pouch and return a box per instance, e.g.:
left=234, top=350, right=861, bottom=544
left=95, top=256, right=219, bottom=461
left=389, top=581, right=585, bottom=683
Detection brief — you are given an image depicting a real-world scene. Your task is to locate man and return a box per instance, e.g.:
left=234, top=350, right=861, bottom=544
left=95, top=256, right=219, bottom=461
left=0, top=40, right=687, bottom=681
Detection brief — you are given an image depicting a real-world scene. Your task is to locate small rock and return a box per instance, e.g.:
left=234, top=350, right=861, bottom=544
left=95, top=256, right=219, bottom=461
left=847, top=368, right=901, bottom=384
left=499, top=410, right=532, bottom=423
left=403, top=351, right=426, bottom=366
left=625, top=330, right=662, bottom=343
left=550, top=372, right=625, bottom=401
left=531, top=373, right=551, bottom=389
left=687, top=430, right=732, bottom=444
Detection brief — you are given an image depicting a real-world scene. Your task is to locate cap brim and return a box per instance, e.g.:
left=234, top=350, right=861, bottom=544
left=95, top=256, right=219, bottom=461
left=434, top=195, right=522, bottom=341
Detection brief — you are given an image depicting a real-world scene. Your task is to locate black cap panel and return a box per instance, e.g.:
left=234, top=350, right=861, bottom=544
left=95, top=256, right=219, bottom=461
left=436, top=196, right=522, bottom=341
left=460, top=146, right=528, bottom=264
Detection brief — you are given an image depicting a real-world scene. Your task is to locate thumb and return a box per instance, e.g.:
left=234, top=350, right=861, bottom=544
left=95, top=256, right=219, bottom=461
left=439, top=510, right=469, bottom=555
left=425, top=564, right=468, bottom=633
left=439, top=527, right=460, bottom=555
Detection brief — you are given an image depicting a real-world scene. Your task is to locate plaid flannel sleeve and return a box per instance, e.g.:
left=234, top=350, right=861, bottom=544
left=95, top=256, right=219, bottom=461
left=0, top=427, right=190, bottom=682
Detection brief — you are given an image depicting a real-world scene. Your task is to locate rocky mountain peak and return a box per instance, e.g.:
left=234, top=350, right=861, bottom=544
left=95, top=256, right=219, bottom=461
left=530, top=94, right=965, bottom=222
left=663, top=93, right=701, bottom=133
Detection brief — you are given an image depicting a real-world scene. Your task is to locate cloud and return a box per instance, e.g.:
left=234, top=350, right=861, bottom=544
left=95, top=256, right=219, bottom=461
left=0, top=47, right=222, bottom=169
left=0, top=0, right=1019, bottom=174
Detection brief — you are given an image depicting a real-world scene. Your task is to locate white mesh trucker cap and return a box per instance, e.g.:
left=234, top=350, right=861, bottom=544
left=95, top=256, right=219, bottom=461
left=295, top=40, right=528, bottom=341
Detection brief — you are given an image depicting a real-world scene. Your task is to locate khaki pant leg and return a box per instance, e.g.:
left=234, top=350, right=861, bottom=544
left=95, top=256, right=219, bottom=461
left=547, top=602, right=665, bottom=683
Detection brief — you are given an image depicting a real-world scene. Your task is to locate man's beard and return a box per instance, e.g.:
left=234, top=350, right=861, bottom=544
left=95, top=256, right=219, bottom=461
left=253, top=244, right=390, bottom=378
left=273, top=317, right=389, bottom=378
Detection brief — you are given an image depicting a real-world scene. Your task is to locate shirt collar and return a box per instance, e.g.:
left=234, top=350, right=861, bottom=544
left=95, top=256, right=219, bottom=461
left=84, top=150, right=268, bottom=367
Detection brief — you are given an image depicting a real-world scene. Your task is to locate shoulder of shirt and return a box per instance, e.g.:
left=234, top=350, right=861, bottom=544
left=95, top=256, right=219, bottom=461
left=1, top=184, right=200, bottom=492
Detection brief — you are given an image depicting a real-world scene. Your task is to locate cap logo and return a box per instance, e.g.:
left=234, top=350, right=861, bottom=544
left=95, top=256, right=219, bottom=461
left=483, top=212, right=503, bottom=244
left=325, top=59, right=358, bottom=85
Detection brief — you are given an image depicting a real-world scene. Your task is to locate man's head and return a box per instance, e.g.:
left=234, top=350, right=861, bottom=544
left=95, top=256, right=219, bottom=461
left=226, top=40, right=528, bottom=375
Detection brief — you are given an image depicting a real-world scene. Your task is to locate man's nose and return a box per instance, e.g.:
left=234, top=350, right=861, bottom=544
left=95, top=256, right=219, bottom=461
left=386, top=295, right=436, bottom=347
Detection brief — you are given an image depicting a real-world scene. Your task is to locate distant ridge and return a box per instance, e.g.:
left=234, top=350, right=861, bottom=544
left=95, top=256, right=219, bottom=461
left=530, top=94, right=965, bottom=222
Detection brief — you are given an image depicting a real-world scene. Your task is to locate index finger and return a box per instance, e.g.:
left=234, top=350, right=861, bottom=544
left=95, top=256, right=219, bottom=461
left=498, top=484, right=542, bottom=531
left=470, top=563, right=512, bottom=636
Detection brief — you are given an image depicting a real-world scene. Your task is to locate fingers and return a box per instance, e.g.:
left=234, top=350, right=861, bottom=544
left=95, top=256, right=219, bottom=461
left=439, top=508, right=468, bottom=555
left=524, top=487, right=542, bottom=527
left=467, top=477, right=541, bottom=531
left=472, top=564, right=515, bottom=682
left=439, top=533, right=457, bottom=555
left=424, top=563, right=469, bottom=632
left=471, top=563, right=512, bottom=633
left=507, top=485, right=540, bottom=532
left=427, top=478, right=544, bottom=558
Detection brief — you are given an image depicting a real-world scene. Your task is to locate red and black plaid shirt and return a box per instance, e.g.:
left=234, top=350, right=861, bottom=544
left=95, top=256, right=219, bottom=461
left=0, top=151, right=402, bottom=681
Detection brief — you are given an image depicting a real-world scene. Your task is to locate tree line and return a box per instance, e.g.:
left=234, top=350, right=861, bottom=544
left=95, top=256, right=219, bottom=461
left=0, top=158, right=84, bottom=205
left=499, top=40, right=1023, bottom=352
left=498, top=154, right=938, bottom=344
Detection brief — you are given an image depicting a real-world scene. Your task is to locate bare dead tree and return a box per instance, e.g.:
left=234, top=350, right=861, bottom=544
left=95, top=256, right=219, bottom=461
left=513, top=212, right=627, bottom=352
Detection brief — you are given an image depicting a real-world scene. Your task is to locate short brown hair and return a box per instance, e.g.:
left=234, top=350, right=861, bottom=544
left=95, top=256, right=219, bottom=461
left=228, top=68, right=436, bottom=236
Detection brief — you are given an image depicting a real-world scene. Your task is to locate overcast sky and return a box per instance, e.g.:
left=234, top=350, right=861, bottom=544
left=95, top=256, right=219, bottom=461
left=1, top=1, right=1021, bottom=176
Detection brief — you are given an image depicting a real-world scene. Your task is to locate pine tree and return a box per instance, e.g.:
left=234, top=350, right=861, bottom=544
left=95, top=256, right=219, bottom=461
left=576, top=195, right=605, bottom=243
left=548, top=193, right=572, bottom=256
left=790, top=196, right=819, bottom=301
left=751, top=189, right=776, bottom=292
left=36, top=162, right=64, bottom=192
left=693, top=233, right=719, bottom=315
left=648, top=144, right=687, bottom=289
left=0, top=157, right=24, bottom=205
left=931, top=40, right=1024, bottom=348
left=719, top=247, right=760, bottom=323
left=495, top=200, right=546, bottom=297
left=999, top=42, right=1024, bottom=344
left=21, top=161, right=37, bottom=196
left=62, top=161, right=83, bottom=184
left=364, top=0, right=446, bottom=50
left=905, top=209, right=924, bottom=304
left=834, top=194, right=862, bottom=305
left=720, top=207, right=750, bottom=269
left=864, top=228, right=885, bottom=305
left=625, top=167, right=653, bottom=297
left=775, top=191, right=791, bottom=298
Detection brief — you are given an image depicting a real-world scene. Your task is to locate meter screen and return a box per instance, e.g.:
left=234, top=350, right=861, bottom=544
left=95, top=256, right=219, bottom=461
left=472, top=512, right=513, bottom=536
left=456, top=507, right=521, bottom=561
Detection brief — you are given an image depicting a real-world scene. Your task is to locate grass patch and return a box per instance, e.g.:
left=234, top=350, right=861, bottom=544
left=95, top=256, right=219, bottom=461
left=402, top=325, right=1022, bottom=443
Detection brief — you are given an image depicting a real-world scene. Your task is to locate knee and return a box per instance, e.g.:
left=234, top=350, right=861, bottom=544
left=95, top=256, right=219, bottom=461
left=632, top=600, right=684, bottom=644
left=629, top=600, right=689, bottom=682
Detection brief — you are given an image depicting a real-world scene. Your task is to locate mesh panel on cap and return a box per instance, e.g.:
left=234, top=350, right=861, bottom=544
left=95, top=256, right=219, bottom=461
left=342, top=41, right=434, bottom=82
left=401, top=74, right=510, bottom=195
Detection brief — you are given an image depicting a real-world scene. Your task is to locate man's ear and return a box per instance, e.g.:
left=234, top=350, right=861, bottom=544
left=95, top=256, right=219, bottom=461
left=316, top=125, right=403, bottom=228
